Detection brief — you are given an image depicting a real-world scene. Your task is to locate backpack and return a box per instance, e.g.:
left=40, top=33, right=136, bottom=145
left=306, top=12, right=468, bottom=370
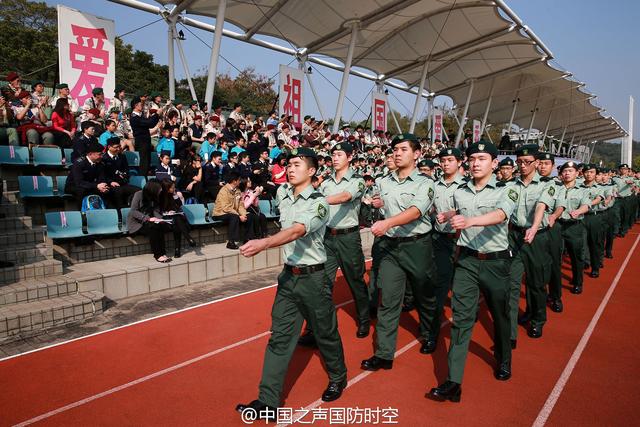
left=81, top=194, right=106, bottom=212
left=184, top=197, right=198, bottom=205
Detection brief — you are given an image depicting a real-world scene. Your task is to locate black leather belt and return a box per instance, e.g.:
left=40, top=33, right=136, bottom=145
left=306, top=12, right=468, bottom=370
left=509, top=224, right=549, bottom=234
left=458, top=247, right=512, bottom=260
left=434, top=231, right=457, bottom=239
left=558, top=218, right=579, bottom=225
left=383, top=232, right=430, bottom=242
left=326, top=225, right=359, bottom=236
left=584, top=211, right=598, bottom=216
left=284, top=263, right=324, bottom=275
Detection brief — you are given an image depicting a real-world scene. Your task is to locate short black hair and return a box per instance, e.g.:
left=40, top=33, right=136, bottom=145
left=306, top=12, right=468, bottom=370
left=226, top=170, right=241, bottom=183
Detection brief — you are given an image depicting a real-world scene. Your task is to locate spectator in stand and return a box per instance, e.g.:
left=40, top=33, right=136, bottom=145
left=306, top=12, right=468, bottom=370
left=188, top=115, right=205, bottom=152
left=130, top=96, right=160, bottom=176
left=204, top=114, right=221, bottom=135
left=30, top=80, right=48, bottom=107
left=186, top=101, right=202, bottom=127
left=50, top=98, right=76, bottom=148
left=159, top=179, right=197, bottom=258
left=252, top=148, right=273, bottom=196
left=222, top=151, right=239, bottom=183
left=203, top=150, right=223, bottom=202
left=13, top=90, right=54, bottom=145
left=271, top=154, right=288, bottom=187
left=269, top=139, right=284, bottom=161
left=65, top=140, right=114, bottom=209
left=98, top=119, right=119, bottom=147
left=222, top=118, right=236, bottom=142
left=49, top=83, right=80, bottom=115
left=0, top=94, right=19, bottom=145
left=246, top=131, right=267, bottom=163
left=212, top=103, right=226, bottom=125
left=231, top=137, right=247, bottom=155
left=237, top=152, right=253, bottom=179
left=199, top=132, right=217, bottom=162
left=102, top=136, right=139, bottom=209
left=212, top=171, right=250, bottom=249
left=229, top=102, right=244, bottom=123
left=156, top=125, right=176, bottom=159
left=1, top=72, right=22, bottom=101
left=239, top=177, right=268, bottom=239
left=179, top=155, right=204, bottom=201
left=266, top=110, right=278, bottom=127
left=111, top=86, right=128, bottom=114
left=156, top=153, right=178, bottom=182
left=235, top=120, right=249, bottom=142
left=127, top=180, right=173, bottom=263
left=218, top=138, right=229, bottom=162
left=80, top=87, right=106, bottom=124
left=71, top=121, right=98, bottom=162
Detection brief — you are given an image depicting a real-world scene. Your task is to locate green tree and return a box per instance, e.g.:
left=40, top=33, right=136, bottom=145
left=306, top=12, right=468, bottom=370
left=114, top=37, right=169, bottom=97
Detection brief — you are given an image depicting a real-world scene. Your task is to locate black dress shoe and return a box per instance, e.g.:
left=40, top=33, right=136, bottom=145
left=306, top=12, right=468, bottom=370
left=226, top=241, right=239, bottom=250
left=589, top=270, right=600, bottom=278
left=527, top=325, right=543, bottom=339
left=605, top=253, right=613, bottom=259
left=598, top=262, right=604, bottom=268
left=494, top=363, right=512, bottom=381
left=550, top=299, right=563, bottom=313
left=571, top=285, right=583, bottom=295
left=428, top=381, right=461, bottom=402
left=298, top=331, right=317, bottom=347
left=420, top=338, right=437, bottom=354
left=236, top=400, right=277, bottom=421
left=401, top=301, right=415, bottom=312
left=356, top=322, right=370, bottom=338
left=517, top=312, right=531, bottom=325
left=360, top=355, right=393, bottom=371
left=511, top=339, right=517, bottom=350
left=321, top=379, right=347, bottom=402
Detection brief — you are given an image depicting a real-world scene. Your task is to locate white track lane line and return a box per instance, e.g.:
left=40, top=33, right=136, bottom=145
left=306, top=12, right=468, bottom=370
left=12, top=298, right=355, bottom=427
left=532, top=233, right=640, bottom=427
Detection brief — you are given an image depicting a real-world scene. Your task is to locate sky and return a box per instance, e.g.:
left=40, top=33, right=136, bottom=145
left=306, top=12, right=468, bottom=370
left=45, top=0, right=639, bottom=140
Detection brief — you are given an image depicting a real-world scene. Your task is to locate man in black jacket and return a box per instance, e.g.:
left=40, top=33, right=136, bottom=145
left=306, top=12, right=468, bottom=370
left=203, top=150, right=223, bottom=202
left=130, top=96, right=160, bottom=176
left=102, top=136, right=139, bottom=209
left=222, top=151, right=239, bottom=183
left=71, top=121, right=98, bottom=162
left=65, top=140, right=113, bottom=208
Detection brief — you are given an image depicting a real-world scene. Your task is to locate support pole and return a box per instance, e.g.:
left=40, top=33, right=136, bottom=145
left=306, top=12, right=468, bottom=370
left=409, top=61, right=429, bottom=133
left=454, top=79, right=474, bottom=147
left=203, top=0, right=227, bottom=113
left=426, top=95, right=433, bottom=138
left=541, top=99, right=556, bottom=148
left=507, top=98, right=519, bottom=135
left=558, top=125, right=567, bottom=154
left=480, top=79, right=495, bottom=136
left=627, top=96, right=634, bottom=165
left=174, top=28, right=197, bottom=101
left=303, top=61, right=326, bottom=121
left=332, top=21, right=359, bottom=133
left=386, top=92, right=402, bottom=134
left=167, top=22, right=176, bottom=100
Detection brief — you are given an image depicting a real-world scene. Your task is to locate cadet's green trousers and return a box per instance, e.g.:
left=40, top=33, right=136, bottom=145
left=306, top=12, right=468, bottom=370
left=374, top=234, right=437, bottom=360
left=368, top=236, right=382, bottom=310
left=603, top=209, right=615, bottom=257
left=325, top=230, right=370, bottom=325
left=547, top=222, right=563, bottom=300
left=432, top=232, right=457, bottom=324
left=611, top=202, right=621, bottom=235
left=619, top=197, right=631, bottom=235
left=508, top=228, right=551, bottom=338
left=258, top=269, right=347, bottom=407
left=584, top=213, right=604, bottom=270
left=447, top=253, right=512, bottom=384
left=560, top=220, right=586, bottom=287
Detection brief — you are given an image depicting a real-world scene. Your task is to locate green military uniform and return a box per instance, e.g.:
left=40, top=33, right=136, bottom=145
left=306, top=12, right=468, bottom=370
left=580, top=167, right=604, bottom=275
left=257, top=181, right=346, bottom=407
left=612, top=166, right=633, bottom=236
left=447, top=153, right=518, bottom=384
left=432, top=148, right=465, bottom=325
left=320, top=145, right=370, bottom=331
left=557, top=162, right=592, bottom=293
left=538, top=172, right=565, bottom=305
left=508, top=166, right=555, bottom=338
left=373, top=164, right=438, bottom=359
left=602, top=177, right=617, bottom=258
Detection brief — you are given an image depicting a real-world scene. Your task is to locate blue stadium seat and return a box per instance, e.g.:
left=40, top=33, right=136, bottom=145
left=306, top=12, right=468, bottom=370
left=120, top=208, right=131, bottom=232
left=129, top=175, right=146, bottom=189
left=182, top=204, right=210, bottom=225
left=45, top=211, right=85, bottom=239
left=55, top=175, right=70, bottom=197
left=86, top=209, right=121, bottom=235
left=259, top=199, right=279, bottom=219
left=0, top=146, right=29, bottom=165
left=150, top=155, right=160, bottom=168
left=18, top=176, right=55, bottom=198
left=32, top=147, right=63, bottom=166
left=206, top=202, right=221, bottom=224
left=124, top=151, right=140, bottom=167
left=63, top=148, right=73, bottom=163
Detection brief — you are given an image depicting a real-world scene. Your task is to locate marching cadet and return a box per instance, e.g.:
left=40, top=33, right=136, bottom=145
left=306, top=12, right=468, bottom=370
left=429, top=141, right=518, bottom=403
left=613, top=164, right=635, bottom=237
left=507, top=145, right=555, bottom=341
left=499, top=157, right=516, bottom=184
left=580, top=164, right=605, bottom=277
left=418, top=159, right=436, bottom=179
left=297, top=142, right=370, bottom=347
left=236, top=147, right=347, bottom=421
left=596, top=169, right=616, bottom=260
left=432, top=148, right=465, bottom=327
left=536, top=152, right=566, bottom=313
left=557, top=161, right=594, bottom=295
left=361, top=133, right=439, bottom=372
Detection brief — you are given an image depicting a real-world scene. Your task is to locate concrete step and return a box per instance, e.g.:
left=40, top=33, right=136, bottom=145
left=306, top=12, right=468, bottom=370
left=0, top=202, right=25, bottom=217
left=0, top=216, right=32, bottom=232
left=2, top=190, right=19, bottom=204
left=0, top=227, right=46, bottom=246
left=0, top=259, right=63, bottom=285
left=0, top=242, right=52, bottom=264
left=0, top=290, right=105, bottom=339
left=0, top=276, right=77, bottom=307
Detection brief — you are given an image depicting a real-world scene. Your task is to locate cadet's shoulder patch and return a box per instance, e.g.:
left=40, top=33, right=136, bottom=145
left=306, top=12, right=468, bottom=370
left=548, top=186, right=555, bottom=196
left=428, top=187, right=434, bottom=200
left=358, top=181, right=365, bottom=192
left=317, top=203, right=327, bottom=219
left=508, top=188, right=519, bottom=202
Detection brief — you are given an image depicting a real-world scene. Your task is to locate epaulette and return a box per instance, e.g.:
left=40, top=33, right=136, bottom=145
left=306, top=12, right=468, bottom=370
left=555, top=180, right=563, bottom=186
left=496, top=181, right=507, bottom=187
left=353, top=173, right=363, bottom=179
left=308, top=192, right=323, bottom=199
left=540, top=176, right=552, bottom=182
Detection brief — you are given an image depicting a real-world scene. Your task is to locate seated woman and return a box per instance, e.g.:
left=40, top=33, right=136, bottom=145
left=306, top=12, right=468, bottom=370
left=159, top=179, right=196, bottom=258
left=239, top=177, right=268, bottom=240
left=178, top=155, right=204, bottom=202
left=50, top=98, right=76, bottom=147
left=127, top=180, right=173, bottom=263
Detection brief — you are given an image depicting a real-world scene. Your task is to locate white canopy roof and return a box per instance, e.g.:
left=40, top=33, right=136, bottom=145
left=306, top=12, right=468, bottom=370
left=148, top=0, right=625, bottom=140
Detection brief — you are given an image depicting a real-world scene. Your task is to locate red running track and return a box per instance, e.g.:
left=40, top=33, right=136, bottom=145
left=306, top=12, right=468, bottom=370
left=1, top=226, right=639, bottom=427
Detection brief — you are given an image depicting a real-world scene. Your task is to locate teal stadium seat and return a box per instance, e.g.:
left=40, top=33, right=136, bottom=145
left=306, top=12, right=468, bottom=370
left=86, top=209, right=121, bottom=235
left=124, top=151, right=140, bottom=167
left=129, top=175, right=147, bottom=189
left=259, top=199, right=279, bottom=219
left=206, top=202, right=221, bottom=224
left=45, top=211, right=85, bottom=239
left=120, top=208, right=131, bottom=232
left=182, top=204, right=210, bottom=225
left=55, top=175, right=70, bottom=197
left=0, top=146, right=29, bottom=165
left=18, top=176, right=55, bottom=198
left=32, top=147, right=63, bottom=166
left=63, top=148, right=73, bottom=164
